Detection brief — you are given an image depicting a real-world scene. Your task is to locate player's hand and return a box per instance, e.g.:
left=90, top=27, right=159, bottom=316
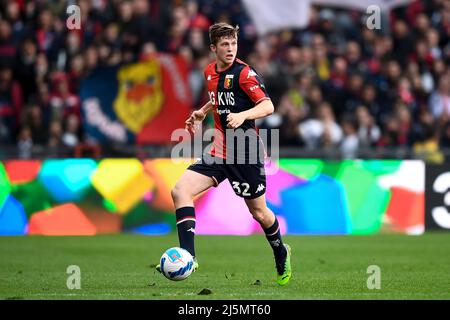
left=226, top=113, right=246, bottom=129
left=185, top=110, right=206, bottom=133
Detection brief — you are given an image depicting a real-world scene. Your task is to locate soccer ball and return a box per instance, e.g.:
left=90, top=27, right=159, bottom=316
left=160, top=247, right=194, bottom=281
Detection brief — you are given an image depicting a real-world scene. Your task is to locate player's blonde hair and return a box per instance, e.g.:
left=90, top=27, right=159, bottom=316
left=209, top=22, right=239, bottom=46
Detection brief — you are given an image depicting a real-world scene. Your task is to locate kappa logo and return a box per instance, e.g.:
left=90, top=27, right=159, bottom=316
left=256, top=183, right=265, bottom=193
left=187, top=227, right=195, bottom=234
left=247, top=69, right=257, bottom=78
left=270, top=239, right=281, bottom=247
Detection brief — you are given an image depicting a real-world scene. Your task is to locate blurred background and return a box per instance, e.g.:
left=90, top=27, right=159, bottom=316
left=0, top=0, right=449, bottom=237
left=0, top=0, right=448, bottom=160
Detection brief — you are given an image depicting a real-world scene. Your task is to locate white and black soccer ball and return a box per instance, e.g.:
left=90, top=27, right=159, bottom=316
left=160, top=247, right=194, bottom=281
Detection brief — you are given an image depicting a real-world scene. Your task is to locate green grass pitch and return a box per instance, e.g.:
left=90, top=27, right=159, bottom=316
left=1, top=233, right=450, bottom=300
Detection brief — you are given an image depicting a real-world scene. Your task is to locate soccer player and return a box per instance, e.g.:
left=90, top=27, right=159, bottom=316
left=157, top=22, right=291, bottom=285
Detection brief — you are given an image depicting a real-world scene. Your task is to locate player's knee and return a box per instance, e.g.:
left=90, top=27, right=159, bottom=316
left=249, top=207, right=268, bottom=224
left=250, top=204, right=275, bottom=226
left=171, top=184, right=184, bottom=202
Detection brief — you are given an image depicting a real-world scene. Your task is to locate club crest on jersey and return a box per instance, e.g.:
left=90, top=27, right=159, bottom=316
left=224, top=74, right=234, bottom=89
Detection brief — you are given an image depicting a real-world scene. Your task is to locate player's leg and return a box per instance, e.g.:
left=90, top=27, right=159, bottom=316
left=225, top=160, right=292, bottom=285
left=171, top=169, right=217, bottom=208
left=156, top=168, right=218, bottom=274
left=171, top=169, right=217, bottom=259
left=245, top=194, right=291, bottom=285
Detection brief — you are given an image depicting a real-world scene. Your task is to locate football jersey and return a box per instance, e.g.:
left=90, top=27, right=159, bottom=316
left=204, top=58, right=270, bottom=163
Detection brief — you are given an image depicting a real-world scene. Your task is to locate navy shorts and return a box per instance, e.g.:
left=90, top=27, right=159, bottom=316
left=187, top=157, right=266, bottom=199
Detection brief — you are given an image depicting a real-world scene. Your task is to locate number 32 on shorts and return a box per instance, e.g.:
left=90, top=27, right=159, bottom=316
left=231, top=181, right=251, bottom=196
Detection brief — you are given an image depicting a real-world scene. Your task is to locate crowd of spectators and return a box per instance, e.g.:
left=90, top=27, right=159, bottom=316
left=0, top=0, right=449, bottom=161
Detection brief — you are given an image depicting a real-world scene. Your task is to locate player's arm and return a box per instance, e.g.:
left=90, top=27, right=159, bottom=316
left=185, top=101, right=213, bottom=133
left=186, top=67, right=215, bottom=132
left=227, top=66, right=273, bottom=129
left=226, top=99, right=274, bottom=128
left=199, top=100, right=213, bottom=114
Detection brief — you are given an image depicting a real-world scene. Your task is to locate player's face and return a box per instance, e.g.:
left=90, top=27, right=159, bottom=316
left=212, top=36, right=237, bottom=67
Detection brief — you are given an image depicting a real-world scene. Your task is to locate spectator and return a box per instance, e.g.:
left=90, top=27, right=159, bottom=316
left=356, top=105, right=381, bottom=147
left=49, top=72, right=80, bottom=122
left=340, top=114, right=359, bottom=159
left=397, top=77, right=418, bottom=115
left=306, top=85, right=324, bottom=110
left=429, top=75, right=450, bottom=120
left=35, top=53, right=49, bottom=87
left=4, top=1, right=24, bottom=41
left=279, top=46, right=304, bottom=87
left=427, top=28, right=442, bottom=59
left=360, top=83, right=383, bottom=123
left=328, top=56, right=348, bottom=90
left=377, top=117, right=402, bottom=147
left=376, top=103, right=413, bottom=148
left=186, top=0, right=210, bottom=31
left=165, top=6, right=189, bottom=52
left=62, top=114, right=81, bottom=148
left=345, top=41, right=364, bottom=74
left=396, top=103, right=413, bottom=146
left=432, top=58, right=447, bottom=82
left=104, top=23, right=121, bottom=50
left=35, top=9, right=60, bottom=61
left=392, top=20, right=415, bottom=67
left=311, top=33, right=330, bottom=81
left=67, top=54, right=85, bottom=94
left=23, top=104, right=47, bottom=146
left=273, top=91, right=309, bottom=146
left=343, top=72, right=365, bottom=115
left=412, top=115, right=444, bottom=164
left=187, top=28, right=206, bottom=57
left=58, top=31, right=83, bottom=72
left=299, top=102, right=343, bottom=149
left=17, top=126, right=33, bottom=159
left=414, top=13, right=430, bottom=39
left=0, top=65, right=22, bottom=143
left=14, top=37, right=38, bottom=103
left=410, top=109, right=436, bottom=143
left=0, top=19, right=16, bottom=65
left=47, top=120, right=63, bottom=148
left=410, top=38, right=434, bottom=71
left=84, top=46, right=99, bottom=73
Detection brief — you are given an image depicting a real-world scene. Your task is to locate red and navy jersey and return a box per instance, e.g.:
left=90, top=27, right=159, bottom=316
left=204, top=58, right=270, bottom=162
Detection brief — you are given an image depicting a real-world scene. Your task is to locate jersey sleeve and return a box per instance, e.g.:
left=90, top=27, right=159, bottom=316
left=238, top=65, right=270, bottom=105
left=203, top=66, right=209, bottom=80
